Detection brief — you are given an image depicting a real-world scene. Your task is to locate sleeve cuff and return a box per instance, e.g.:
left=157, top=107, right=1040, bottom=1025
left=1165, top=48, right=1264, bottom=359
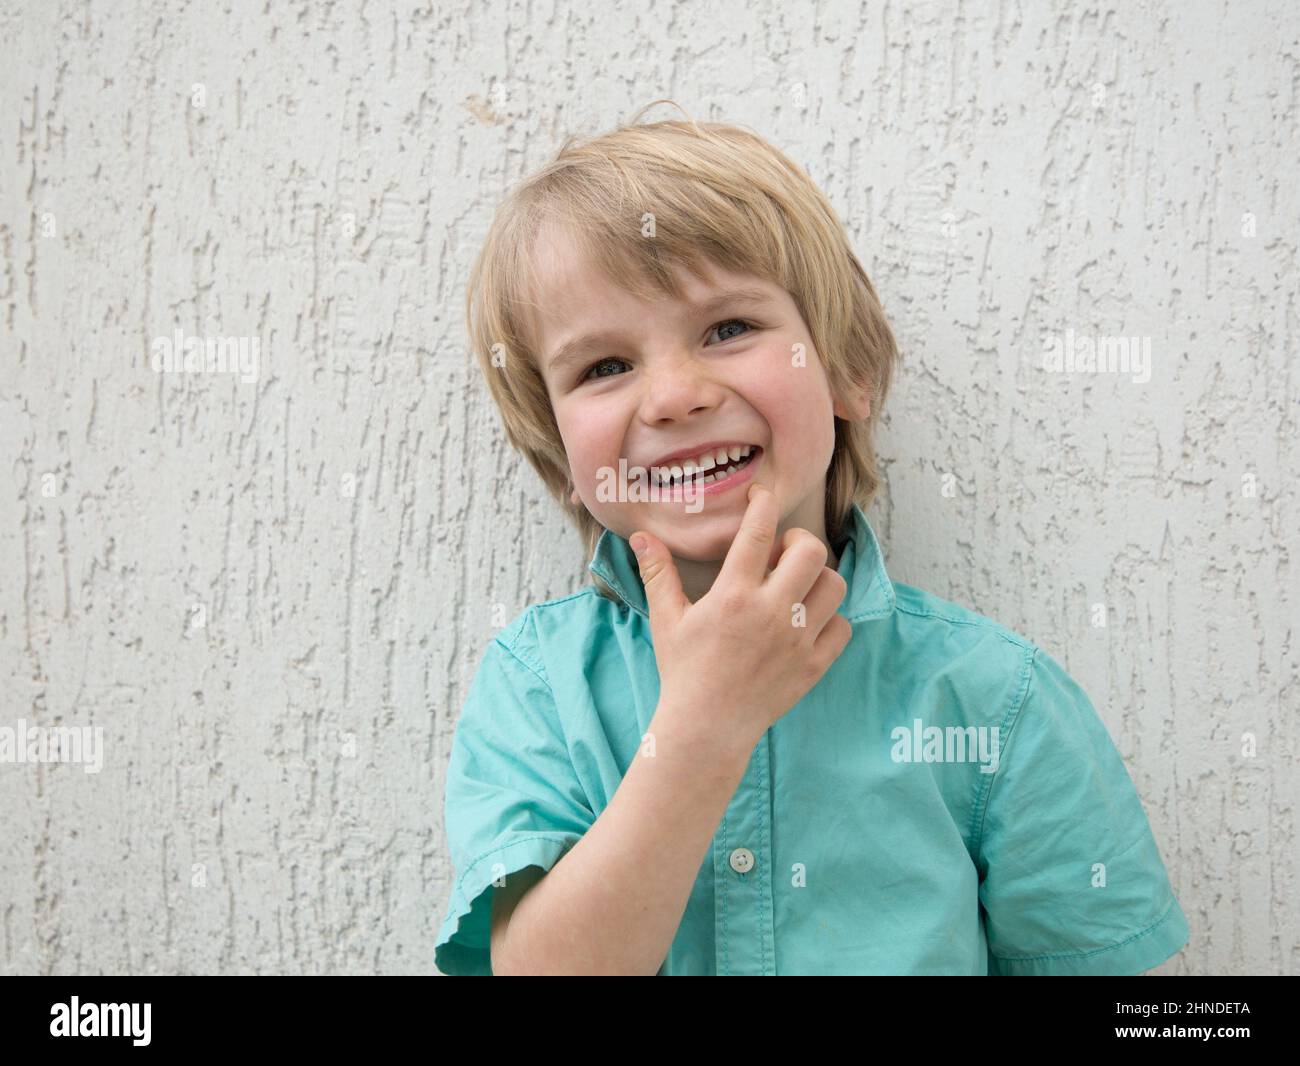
left=435, top=834, right=578, bottom=976
left=988, top=896, right=1190, bottom=976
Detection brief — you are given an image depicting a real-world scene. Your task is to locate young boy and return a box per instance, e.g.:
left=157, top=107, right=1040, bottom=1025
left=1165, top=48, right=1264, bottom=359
left=434, top=110, right=1191, bottom=975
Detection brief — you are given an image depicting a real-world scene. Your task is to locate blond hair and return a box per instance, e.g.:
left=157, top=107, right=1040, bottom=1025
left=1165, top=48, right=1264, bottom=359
left=465, top=101, right=901, bottom=604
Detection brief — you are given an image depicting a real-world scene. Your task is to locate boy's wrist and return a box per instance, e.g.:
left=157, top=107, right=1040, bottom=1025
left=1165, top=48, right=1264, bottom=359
left=646, top=697, right=763, bottom=779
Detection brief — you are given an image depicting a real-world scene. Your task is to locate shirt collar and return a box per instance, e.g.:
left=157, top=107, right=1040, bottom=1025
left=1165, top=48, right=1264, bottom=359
left=586, top=502, right=896, bottom=624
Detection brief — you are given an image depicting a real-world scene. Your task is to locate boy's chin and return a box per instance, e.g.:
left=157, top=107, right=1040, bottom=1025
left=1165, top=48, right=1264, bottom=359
left=653, top=526, right=747, bottom=565
left=650, top=515, right=791, bottom=571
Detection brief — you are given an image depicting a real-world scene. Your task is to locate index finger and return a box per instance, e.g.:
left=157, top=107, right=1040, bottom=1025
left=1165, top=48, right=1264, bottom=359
left=714, top=482, right=781, bottom=591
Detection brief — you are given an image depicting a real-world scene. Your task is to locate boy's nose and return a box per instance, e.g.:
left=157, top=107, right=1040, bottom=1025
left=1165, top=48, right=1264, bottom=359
left=638, top=356, right=725, bottom=422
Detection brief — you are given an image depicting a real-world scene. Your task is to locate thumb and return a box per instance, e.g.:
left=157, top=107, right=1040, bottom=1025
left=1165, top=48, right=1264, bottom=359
left=629, top=529, right=687, bottom=624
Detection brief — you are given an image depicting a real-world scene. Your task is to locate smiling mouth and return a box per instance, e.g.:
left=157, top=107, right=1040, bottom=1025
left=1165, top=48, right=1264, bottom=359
left=652, top=446, right=761, bottom=488
left=649, top=449, right=763, bottom=503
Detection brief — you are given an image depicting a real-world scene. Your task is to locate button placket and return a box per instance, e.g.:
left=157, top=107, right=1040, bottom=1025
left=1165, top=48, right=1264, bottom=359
left=714, top=729, right=776, bottom=975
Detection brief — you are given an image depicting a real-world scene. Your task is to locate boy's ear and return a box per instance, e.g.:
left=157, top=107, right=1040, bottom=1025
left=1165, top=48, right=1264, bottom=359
left=833, top=381, right=872, bottom=422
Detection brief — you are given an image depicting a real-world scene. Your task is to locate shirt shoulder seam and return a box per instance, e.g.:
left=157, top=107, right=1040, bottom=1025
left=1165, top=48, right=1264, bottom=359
left=531, top=587, right=601, bottom=611
left=495, top=587, right=612, bottom=676
left=490, top=613, right=552, bottom=691
left=968, top=642, right=1041, bottom=867
left=892, top=599, right=1034, bottom=650
left=487, top=613, right=583, bottom=784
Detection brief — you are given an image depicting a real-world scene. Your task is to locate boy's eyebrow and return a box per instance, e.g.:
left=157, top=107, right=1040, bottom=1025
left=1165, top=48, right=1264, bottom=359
left=546, top=287, right=772, bottom=373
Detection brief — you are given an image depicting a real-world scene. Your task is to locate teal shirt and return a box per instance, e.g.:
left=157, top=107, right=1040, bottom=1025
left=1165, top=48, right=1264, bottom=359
left=435, top=503, right=1190, bottom=975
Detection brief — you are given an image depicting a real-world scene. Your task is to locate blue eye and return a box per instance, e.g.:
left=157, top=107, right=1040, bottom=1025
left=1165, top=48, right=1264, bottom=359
left=577, top=320, right=757, bottom=384
left=708, top=318, right=754, bottom=343
left=579, top=357, right=631, bottom=382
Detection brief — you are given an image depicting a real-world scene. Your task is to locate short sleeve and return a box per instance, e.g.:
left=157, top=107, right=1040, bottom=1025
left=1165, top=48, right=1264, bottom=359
left=434, top=634, right=596, bottom=975
left=976, top=646, right=1190, bottom=976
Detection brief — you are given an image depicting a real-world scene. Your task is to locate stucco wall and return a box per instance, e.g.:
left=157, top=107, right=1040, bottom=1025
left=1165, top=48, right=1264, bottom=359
left=1, top=0, right=1295, bottom=974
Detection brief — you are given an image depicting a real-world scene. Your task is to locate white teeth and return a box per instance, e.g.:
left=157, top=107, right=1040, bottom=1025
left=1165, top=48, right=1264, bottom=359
left=651, top=444, right=755, bottom=486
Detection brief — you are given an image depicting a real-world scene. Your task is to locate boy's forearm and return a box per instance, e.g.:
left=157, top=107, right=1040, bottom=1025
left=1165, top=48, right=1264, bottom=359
left=493, top=700, right=757, bottom=976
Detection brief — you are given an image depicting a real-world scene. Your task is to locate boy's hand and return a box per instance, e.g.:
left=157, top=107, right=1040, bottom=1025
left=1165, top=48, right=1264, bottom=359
left=630, top=483, right=853, bottom=758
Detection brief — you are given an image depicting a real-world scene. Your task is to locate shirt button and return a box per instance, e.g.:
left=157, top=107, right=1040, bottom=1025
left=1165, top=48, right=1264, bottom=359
left=729, top=847, right=755, bottom=874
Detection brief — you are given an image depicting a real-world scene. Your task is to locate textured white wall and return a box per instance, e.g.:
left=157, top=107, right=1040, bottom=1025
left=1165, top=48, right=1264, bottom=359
left=1, top=0, right=1295, bottom=975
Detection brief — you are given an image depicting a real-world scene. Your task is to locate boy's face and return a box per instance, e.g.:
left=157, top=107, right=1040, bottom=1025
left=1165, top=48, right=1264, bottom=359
left=531, top=227, right=870, bottom=580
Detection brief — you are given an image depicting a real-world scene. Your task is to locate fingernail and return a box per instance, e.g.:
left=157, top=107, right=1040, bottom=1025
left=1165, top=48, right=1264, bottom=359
left=630, top=534, right=647, bottom=555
